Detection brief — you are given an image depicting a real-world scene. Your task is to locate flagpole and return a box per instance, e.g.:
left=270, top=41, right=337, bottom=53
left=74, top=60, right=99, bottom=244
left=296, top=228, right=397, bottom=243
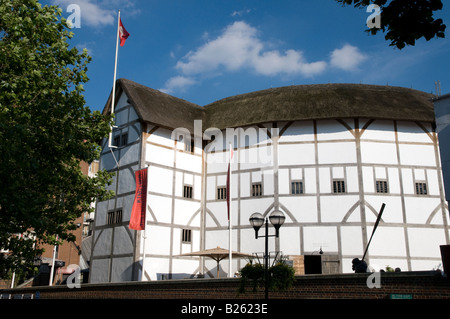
left=141, top=167, right=148, bottom=281
left=108, top=10, right=121, bottom=149
left=228, top=142, right=232, bottom=277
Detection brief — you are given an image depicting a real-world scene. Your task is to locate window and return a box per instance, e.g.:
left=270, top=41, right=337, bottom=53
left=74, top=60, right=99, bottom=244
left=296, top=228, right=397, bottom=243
left=217, top=187, right=227, bottom=200
left=415, top=182, right=428, bottom=195
left=333, top=180, right=346, bottom=193
left=121, top=133, right=128, bottom=146
left=183, top=185, right=193, bottom=199
left=113, top=135, right=121, bottom=147
left=182, top=229, right=192, bottom=243
left=376, top=180, right=389, bottom=193
left=107, top=209, right=123, bottom=225
left=291, top=181, right=304, bottom=195
left=113, top=132, right=128, bottom=147
left=252, top=183, right=262, bottom=197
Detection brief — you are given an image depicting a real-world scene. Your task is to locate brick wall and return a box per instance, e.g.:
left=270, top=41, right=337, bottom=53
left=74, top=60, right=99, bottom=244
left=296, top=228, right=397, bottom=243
left=1, top=271, right=449, bottom=299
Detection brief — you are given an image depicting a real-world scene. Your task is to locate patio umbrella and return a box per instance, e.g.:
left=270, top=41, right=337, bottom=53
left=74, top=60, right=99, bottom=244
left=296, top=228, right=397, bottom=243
left=178, top=246, right=253, bottom=278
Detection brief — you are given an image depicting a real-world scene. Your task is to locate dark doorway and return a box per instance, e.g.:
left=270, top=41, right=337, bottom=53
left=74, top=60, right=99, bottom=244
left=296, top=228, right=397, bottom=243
left=304, top=255, right=322, bottom=274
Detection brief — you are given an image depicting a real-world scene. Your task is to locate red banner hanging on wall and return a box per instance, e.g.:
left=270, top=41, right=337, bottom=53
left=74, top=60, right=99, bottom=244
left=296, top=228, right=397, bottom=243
left=129, top=168, right=148, bottom=230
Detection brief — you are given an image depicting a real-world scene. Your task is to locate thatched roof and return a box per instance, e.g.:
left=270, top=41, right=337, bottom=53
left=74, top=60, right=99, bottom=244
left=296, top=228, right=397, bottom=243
left=103, top=79, right=434, bottom=131
left=103, top=78, right=205, bottom=132
left=203, top=83, right=435, bottom=129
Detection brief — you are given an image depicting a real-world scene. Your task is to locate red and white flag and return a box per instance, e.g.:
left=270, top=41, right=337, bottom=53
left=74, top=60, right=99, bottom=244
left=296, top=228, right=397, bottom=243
left=119, top=18, right=130, bottom=47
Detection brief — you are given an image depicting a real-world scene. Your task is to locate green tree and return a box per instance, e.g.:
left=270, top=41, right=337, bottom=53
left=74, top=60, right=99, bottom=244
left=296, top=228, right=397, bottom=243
left=238, top=260, right=295, bottom=294
left=0, top=0, right=114, bottom=278
left=337, top=0, right=446, bottom=49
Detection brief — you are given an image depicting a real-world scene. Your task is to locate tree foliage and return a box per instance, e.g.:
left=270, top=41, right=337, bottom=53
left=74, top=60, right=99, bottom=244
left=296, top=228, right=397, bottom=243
left=238, top=260, right=295, bottom=294
left=0, top=0, right=114, bottom=278
left=337, top=0, right=446, bottom=49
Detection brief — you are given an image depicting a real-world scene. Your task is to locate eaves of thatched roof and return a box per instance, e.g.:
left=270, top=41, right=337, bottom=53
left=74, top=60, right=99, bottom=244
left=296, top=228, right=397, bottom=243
left=103, top=78, right=205, bottom=132
left=203, top=83, right=435, bottom=129
left=103, top=79, right=435, bottom=132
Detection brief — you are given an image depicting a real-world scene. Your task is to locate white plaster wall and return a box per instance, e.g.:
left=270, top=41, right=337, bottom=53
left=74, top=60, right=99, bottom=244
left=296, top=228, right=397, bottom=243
left=318, top=142, right=356, bottom=164
left=279, top=226, right=300, bottom=255
left=360, top=120, right=395, bottom=141
left=279, top=121, right=315, bottom=143
left=147, top=127, right=175, bottom=147
left=148, top=166, right=173, bottom=195
left=399, top=144, right=436, bottom=166
left=278, top=144, right=315, bottom=165
left=320, top=195, right=360, bottom=222
left=360, top=142, right=398, bottom=164
left=93, top=112, right=449, bottom=282
left=146, top=225, right=172, bottom=255
left=340, top=226, right=364, bottom=256
left=303, top=226, right=339, bottom=253
left=280, top=196, right=317, bottom=222
left=146, top=144, right=174, bottom=167
left=365, top=226, right=407, bottom=257
left=316, top=120, right=354, bottom=140
left=148, top=194, right=172, bottom=223
left=408, top=228, right=447, bottom=258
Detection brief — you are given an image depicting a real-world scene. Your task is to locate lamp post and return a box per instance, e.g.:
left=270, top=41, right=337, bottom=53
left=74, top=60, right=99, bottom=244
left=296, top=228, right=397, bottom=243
left=249, top=210, right=285, bottom=299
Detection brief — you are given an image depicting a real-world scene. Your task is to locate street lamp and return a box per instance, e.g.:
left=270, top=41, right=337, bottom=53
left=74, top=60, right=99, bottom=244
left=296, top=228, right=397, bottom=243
left=249, top=210, right=285, bottom=299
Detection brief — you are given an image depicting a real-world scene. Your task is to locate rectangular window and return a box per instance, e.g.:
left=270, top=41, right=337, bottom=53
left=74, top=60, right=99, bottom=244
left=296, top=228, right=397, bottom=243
left=217, top=187, right=227, bottom=200
left=252, top=183, right=262, bottom=197
left=415, top=182, right=428, bottom=195
left=291, top=181, right=304, bottom=195
left=182, top=229, right=192, bottom=243
left=107, top=211, right=114, bottom=225
left=183, top=185, right=193, bottom=199
left=376, top=180, right=389, bottom=193
left=114, top=209, right=123, bottom=224
left=113, top=135, right=121, bottom=147
left=107, top=209, right=123, bottom=225
left=121, top=133, right=128, bottom=147
left=333, top=180, right=346, bottom=193
left=113, top=133, right=128, bottom=147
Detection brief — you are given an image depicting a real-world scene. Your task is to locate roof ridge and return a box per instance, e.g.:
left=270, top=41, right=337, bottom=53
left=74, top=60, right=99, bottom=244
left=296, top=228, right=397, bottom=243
left=103, top=79, right=434, bottom=132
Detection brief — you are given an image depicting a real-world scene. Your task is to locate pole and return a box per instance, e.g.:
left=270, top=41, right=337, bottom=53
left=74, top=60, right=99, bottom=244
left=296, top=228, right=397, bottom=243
left=362, top=203, right=386, bottom=261
left=10, top=272, right=15, bottom=289
left=108, top=10, right=121, bottom=149
left=228, top=142, right=232, bottom=277
left=141, top=212, right=147, bottom=281
left=141, top=167, right=148, bottom=281
left=264, top=218, right=269, bottom=300
left=49, top=243, right=57, bottom=286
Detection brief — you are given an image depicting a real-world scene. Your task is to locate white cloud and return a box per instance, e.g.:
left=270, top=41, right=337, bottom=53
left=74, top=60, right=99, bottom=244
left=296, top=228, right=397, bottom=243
left=175, top=21, right=327, bottom=78
left=231, top=9, right=252, bottom=17
left=166, top=22, right=367, bottom=94
left=252, top=49, right=327, bottom=76
left=330, top=44, right=367, bottom=71
left=160, top=76, right=197, bottom=94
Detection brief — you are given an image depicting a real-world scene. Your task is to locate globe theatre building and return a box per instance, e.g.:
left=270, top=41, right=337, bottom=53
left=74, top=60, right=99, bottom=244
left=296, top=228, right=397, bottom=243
left=89, top=79, right=450, bottom=283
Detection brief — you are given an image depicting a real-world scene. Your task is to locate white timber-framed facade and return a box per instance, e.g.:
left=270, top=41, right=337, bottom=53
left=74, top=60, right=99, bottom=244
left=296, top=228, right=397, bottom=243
left=89, top=79, right=450, bottom=282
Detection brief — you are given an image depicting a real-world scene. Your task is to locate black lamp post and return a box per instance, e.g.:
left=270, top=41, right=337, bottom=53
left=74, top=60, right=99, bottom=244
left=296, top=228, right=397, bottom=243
left=249, top=210, right=285, bottom=299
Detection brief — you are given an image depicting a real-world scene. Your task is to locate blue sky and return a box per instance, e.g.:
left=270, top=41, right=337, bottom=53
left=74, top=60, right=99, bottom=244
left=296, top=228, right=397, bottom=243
left=44, top=0, right=450, bottom=112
